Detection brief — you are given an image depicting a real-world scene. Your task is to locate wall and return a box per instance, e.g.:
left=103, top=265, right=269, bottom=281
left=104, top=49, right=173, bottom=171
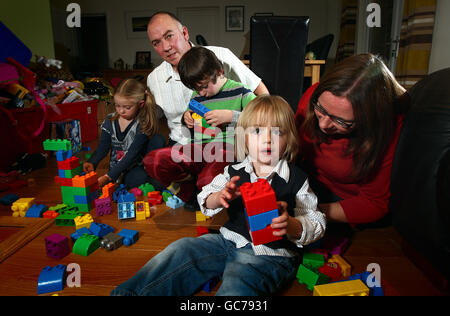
left=51, top=0, right=341, bottom=69
left=428, top=0, right=450, bottom=73
left=0, top=0, right=55, bottom=59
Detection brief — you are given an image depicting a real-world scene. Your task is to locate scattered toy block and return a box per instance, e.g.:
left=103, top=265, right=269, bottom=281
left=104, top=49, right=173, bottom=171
left=11, top=197, right=35, bottom=217
left=328, top=254, right=352, bottom=278
left=0, top=194, right=19, bottom=205
left=99, top=182, right=115, bottom=198
left=45, top=234, right=70, bottom=260
left=129, top=187, right=143, bottom=198
left=313, top=279, right=369, bottom=296
left=166, top=195, right=184, bottom=209
left=74, top=213, right=94, bottom=230
left=296, top=264, right=329, bottom=291
left=25, top=204, right=48, bottom=218
left=37, top=264, right=66, bottom=295
left=71, top=227, right=92, bottom=242
left=95, top=197, right=112, bottom=216
left=196, top=210, right=210, bottom=222
left=118, top=229, right=139, bottom=246
left=197, top=226, right=209, bottom=236
left=348, top=271, right=384, bottom=296
left=100, top=232, right=124, bottom=251
left=147, top=191, right=163, bottom=205
left=139, top=183, right=155, bottom=196
left=202, top=276, right=220, bottom=293
left=135, top=201, right=150, bottom=220
left=72, top=233, right=100, bottom=256
left=118, top=202, right=135, bottom=220
left=322, top=233, right=350, bottom=256
left=303, top=253, right=326, bottom=269
left=89, top=222, right=114, bottom=238
left=318, top=262, right=342, bottom=282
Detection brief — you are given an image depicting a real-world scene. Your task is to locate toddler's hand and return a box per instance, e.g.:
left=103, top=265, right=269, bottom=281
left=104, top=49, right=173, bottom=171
left=218, top=176, right=241, bottom=208
left=183, top=110, right=195, bottom=128
left=271, top=201, right=289, bottom=237
left=83, top=162, right=94, bottom=173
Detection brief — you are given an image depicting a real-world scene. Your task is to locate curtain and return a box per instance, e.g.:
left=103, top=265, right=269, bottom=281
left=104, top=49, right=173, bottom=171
left=395, top=0, right=437, bottom=89
left=336, top=0, right=358, bottom=62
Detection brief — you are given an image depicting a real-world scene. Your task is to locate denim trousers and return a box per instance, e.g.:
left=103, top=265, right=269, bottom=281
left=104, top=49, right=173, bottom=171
left=110, top=233, right=300, bottom=296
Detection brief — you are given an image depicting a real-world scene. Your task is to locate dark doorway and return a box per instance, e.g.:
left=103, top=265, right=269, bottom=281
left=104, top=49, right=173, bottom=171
left=74, top=15, right=109, bottom=77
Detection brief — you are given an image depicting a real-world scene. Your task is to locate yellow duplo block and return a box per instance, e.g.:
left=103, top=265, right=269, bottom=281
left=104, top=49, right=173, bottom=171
left=135, top=201, right=150, bottom=221
left=328, top=254, right=352, bottom=278
left=74, top=214, right=94, bottom=230
left=11, top=198, right=35, bottom=217
left=313, top=279, right=369, bottom=296
left=192, top=113, right=202, bottom=120
left=196, top=211, right=210, bottom=222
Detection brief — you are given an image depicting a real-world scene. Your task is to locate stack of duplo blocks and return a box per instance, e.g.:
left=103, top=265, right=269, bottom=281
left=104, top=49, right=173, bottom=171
left=43, top=139, right=98, bottom=212
left=240, top=179, right=282, bottom=246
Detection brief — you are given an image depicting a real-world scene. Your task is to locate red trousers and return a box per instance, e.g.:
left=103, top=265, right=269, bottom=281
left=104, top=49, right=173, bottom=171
left=143, top=142, right=234, bottom=201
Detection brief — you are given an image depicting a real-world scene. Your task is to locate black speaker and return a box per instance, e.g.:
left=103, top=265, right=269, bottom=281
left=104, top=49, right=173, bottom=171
left=250, top=16, right=309, bottom=110
left=390, top=68, right=450, bottom=290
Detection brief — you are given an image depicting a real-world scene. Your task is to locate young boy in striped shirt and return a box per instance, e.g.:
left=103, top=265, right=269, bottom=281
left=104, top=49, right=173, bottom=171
left=143, top=47, right=256, bottom=209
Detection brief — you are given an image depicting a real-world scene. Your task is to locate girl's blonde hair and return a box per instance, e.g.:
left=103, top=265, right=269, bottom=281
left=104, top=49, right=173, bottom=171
left=112, top=78, right=157, bottom=137
left=236, top=95, right=299, bottom=163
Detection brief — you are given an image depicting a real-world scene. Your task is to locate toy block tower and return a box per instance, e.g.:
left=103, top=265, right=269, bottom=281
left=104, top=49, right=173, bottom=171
left=240, top=179, right=282, bottom=246
left=43, top=139, right=98, bottom=212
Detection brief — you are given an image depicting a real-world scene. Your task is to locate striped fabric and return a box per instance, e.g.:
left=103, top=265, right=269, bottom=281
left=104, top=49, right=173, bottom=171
left=396, top=0, right=436, bottom=89
left=335, top=0, right=358, bottom=62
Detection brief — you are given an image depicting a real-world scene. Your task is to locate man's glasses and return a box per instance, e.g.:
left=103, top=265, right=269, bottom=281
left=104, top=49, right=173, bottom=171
left=313, top=101, right=355, bottom=129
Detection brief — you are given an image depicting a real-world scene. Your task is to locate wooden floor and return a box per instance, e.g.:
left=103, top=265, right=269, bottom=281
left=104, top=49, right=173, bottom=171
left=0, top=139, right=448, bottom=296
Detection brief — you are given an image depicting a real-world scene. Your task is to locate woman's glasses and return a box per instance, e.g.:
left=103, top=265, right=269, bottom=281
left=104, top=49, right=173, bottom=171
left=313, top=101, right=355, bottom=129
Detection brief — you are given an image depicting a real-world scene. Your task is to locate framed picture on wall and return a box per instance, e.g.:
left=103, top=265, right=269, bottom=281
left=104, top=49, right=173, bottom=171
left=125, top=10, right=154, bottom=39
left=225, top=6, right=244, bottom=32
left=135, top=51, right=152, bottom=69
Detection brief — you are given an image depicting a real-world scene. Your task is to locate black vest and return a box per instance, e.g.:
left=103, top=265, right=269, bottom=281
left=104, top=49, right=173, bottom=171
left=224, top=162, right=308, bottom=252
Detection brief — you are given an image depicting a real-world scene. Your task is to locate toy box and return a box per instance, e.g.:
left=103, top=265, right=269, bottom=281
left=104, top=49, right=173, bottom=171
left=49, top=119, right=81, bottom=153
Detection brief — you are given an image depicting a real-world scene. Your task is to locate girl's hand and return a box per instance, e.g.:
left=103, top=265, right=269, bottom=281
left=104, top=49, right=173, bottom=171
left=83, top=162, right=94, bottom=173
left=219, top=176, right=241, bottom=208
left=98, top=174, right=112, bottom=187
left=183, top=110, right=195, bottom=128
left=204, top=110, right=233, bottom=127
left=271, top=201, right=303, bottom=238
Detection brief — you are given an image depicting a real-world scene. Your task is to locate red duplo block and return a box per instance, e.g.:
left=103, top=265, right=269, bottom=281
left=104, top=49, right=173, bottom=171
left=240, top=179, right=278, bottom=216
left=57, top=156, right=80, bottom=170
left=250, top=225, right=282, bottom=246
left=54, top=176, right=72, bottom=186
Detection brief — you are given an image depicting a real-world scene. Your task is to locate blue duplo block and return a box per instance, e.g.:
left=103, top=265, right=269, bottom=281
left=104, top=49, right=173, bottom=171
left=37, top=264, right=66, bottom=295
left=245, top=209, right=279, bottom=232
left=118, top=229, right=139, bottom=246
left=25, top=204, right=48, bottom=218
left=189, top=99, right=210, bottom=117
left=0, top=194, right=19, bottom=205
left=89, top=222, right=114, bottom=238
left=71, top=227, right=92, bottom=242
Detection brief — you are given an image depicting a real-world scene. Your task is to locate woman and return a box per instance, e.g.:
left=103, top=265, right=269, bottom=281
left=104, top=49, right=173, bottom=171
left=296, top=53, right=408, bottom=225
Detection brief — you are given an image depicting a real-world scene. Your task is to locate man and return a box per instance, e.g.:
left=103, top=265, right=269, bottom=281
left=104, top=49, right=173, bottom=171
left=146, top=11, right=269, bottom=145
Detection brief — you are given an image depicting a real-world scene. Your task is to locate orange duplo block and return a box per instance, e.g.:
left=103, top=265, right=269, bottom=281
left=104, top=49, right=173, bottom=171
left=100, top=182, right=115, bottom=198
left=72, top=172, right=98, bottom=188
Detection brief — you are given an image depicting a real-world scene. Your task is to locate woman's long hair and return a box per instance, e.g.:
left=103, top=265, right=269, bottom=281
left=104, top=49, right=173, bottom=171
left=301, top=54, right=406, bottom=182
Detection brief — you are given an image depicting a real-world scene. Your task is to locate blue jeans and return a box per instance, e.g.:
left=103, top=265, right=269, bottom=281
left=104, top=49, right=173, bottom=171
left=110, top=233, right=300, bottom=296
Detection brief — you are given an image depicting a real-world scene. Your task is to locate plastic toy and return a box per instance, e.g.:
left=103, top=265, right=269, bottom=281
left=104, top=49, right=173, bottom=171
left=71, top=227, right=92, bottom=242
left=45, top=234, right=70, bottom=260
left=313, top=279, right=369, bottom=296
left=72, top=233, right=100, bottom=256
left=100, top=232, right=124, bottom=251
left=74, top=213, right=93, bottom=230
left=99, top=182, right=115, bottom=198
left=118, top=201, right=135, bottom=220
left=0, top=194, right=19, bottom=205
left=189, top=99, right=210, bottom=117
left=166, top=195, right=184, bottom=209
left=11, top=197, right=35, bottom=217
left=37, top=265, right=66, bottom=295
left=89, top=222, right=114, bottom=238
left=139, top=183, right=155, bottom=196
left=328, top=254, right=352, bottom=278
left=94, top=197, right=112, bottom=216
left=135, top=201, right=150, bottom=220
left=303, top=253, right=325, bottom=269
left=25, top=204, right=48, bottom=218
left=43, top=139, right=71, bottom=151
left=296, top=264, right=329, bottom=291
left=197, top=226, right=209, bottom=236
left=129, top=187, right=143, bottom=198
left=147, top=191, right=163, bottom=205
left=196, top=210, right=210, bottom=222
left=318, top=262, right=342, bottom=282
left=118, top=229, right=139, bottom=246
left=348, top=271, right=384, bottom=296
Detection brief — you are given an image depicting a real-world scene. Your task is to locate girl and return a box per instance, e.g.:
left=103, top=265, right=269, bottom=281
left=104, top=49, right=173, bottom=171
left=111, top=95, right=326, bottom=296
left=83, top=78, right=165, bottom=189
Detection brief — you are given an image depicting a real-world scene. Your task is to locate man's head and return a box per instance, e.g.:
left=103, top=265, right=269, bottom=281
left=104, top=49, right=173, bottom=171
left=147, top=12, right=191, bottom=68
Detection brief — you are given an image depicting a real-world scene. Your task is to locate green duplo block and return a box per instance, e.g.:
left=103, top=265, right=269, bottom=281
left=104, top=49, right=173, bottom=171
left=43, top=139, right=72, bottom=151
left=55, top=208, right=85, bottom=226
left=303, top=253, right=325, bottom=269
left=296, top=264, right=329, bottom=291
left=64, top=165, right=82, bottom=178
left=72, top=234, right=100, bottom=256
